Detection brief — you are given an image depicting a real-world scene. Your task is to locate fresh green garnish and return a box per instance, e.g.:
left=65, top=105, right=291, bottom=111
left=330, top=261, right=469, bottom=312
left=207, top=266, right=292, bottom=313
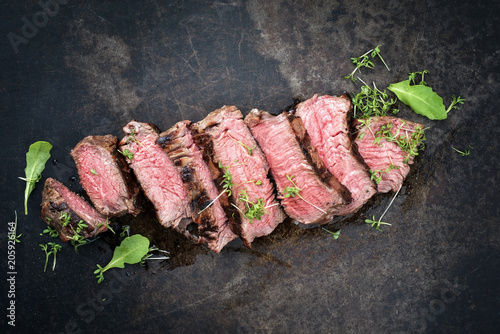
left=365, top=185, right=402, bottom=231
left=60, top=211, right=71, bottom=227
left=69, top=220, right=88, bottom=251
left=228, top=134, right=256, bottom=155
left=345, top=45, right=389, bottom=82
left=323, top=228, right=341, bottom=240
left=388, top=71, right=466, bottom=120
left=90, top=169, right=98, bottom=175
left=97, top=219, right=115, bottom=234
left=117, top=148, right=134, bottom=160
left=19, top=141, right=52, bottom=215
left=365, top=216, right=392, bottom=231
left=41, top=225, right=59, bottom=238
left=232, top=188, right=268, bottom=224
left=94, top=234, right=150, bottom=284
left=446, top=95, right=466, bottom=113
left=373, top=123, right=426, bottom=164
left=40, top=242, right=62, bottom=272
left=369, top=163, right=400, bottom=184
left=352, top=79, right=399, bottom=119
left=283, top=174, right=327, bottom=214
left=218, top=162, right=235, bottom=196
left=126, top=129, right=153, bottom=155
left=119, top=225, right=131, bottom=238
left=452, top=145, right=473, bottom=156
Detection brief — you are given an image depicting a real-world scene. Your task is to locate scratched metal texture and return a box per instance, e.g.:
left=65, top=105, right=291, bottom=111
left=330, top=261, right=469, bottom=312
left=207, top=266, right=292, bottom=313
left=1, top=0, right=499, bottom=333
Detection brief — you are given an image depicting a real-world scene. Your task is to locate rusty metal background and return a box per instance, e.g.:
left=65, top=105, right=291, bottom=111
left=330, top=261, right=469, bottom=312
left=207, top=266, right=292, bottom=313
left=1, top=0, right=499, bottom=333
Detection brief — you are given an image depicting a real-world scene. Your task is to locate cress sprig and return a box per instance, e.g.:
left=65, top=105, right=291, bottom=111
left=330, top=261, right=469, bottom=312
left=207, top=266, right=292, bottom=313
left=283, top=174, right=326, bottom=214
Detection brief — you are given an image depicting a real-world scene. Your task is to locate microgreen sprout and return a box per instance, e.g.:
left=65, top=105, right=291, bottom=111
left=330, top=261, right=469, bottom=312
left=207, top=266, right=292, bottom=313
left=117, top=148, right=134, bottom=160
left=218, top=162, right=235, bottom=197
left=365, top=185, right=402, bottom=231
left=120, top=225, right=131, bottom=238
left=352, top=78, right=399, bottom=119
left=446, top=95, right=466, bottom=114
left=41, top=226, right=59, bottom=238
left=283, top=174, right=327, bottom=214
left=372, top=123, right=426, bottom=164
left=126, top=128, right=153, bottom=156
left=452, top=145, right=473, bottom=156
left=97, top=219, right=115, bottom=234
left=90, top=169, right=98, bottom=175
left=40, top=242, right=62, bottom=272
left=323, top=228, right=341, bottom=240
left=369, top=162, right=400, bottom=184
left=345, top=45, right=389, bottom=81
left=232, top=188, right=268, bottom=224
left=227, top=134, right=257, bottom=155
left=408, top=70, right=430, bottom=86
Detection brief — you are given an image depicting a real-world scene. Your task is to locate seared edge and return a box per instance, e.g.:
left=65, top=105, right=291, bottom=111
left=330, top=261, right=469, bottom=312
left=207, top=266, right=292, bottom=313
left=41, top=178, right=108, bottom=242
left=157, top=120, right=237, bottom=252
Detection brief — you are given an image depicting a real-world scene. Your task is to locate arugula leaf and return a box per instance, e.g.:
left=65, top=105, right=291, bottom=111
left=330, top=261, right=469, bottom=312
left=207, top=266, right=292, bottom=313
left=94, top=234, right=150, bottom=283
left=20, top=141, right=52, bottom=215
left=387, top=80, right=447, bottom=120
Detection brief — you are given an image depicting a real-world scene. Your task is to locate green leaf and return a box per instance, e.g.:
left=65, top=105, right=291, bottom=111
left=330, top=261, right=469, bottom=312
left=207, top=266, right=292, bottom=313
left=22, top=141, right=52, bottom=214
left=388, top=80, right=447, bottom=120
left=94, top=234, right=150, bottom=283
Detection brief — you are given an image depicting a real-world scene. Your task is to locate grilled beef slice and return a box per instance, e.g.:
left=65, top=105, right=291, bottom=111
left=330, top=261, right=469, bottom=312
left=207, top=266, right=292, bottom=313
left=353, top=116, right=424, bottom=193
left=41, top=178, right=108, bottom=242
left=193, top=106, right=284, bottom=247
left=157, top=120, right=237, bottom=252
left=119, top=121, right=191, bottom=228
left=70, top=135, right=141, bottom=217
left=294, top=94, right=376, bottom=215
left=245, top=109, right=349, bottom=224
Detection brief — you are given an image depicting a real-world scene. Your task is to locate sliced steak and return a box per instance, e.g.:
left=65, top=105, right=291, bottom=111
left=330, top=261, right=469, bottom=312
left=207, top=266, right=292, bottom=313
left=70, top=135, right=141, bottom=217
left=119, top=121, right=191, bottom=228
left=353, top=116, right=425, bottom=193
left=294, top=94, right=376, bottom=215
left=245, top=109, right=349, bottom=224
left=157, top=120, right=237, bottom=252
left=41, top=178, right=108, bottom=242
left=193, top=106, right=284, bottom=247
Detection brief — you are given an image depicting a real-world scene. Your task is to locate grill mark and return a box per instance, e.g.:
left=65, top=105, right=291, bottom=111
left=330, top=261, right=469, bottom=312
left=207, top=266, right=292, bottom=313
left=288, top=115, right=352, bottom=202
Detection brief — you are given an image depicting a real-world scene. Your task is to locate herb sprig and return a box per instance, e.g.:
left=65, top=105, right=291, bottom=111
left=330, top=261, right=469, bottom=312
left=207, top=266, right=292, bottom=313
left=323, top=228, right=341, bottom=240
left=117, top=148, right=134, bottom=160
left=352, top=79, right=399, bottom=119
left=452, top=145, right=473, bottom=156
left=344, top=45, right=389, bottom=82
left=232, top=189, right=268, bottom=224
left=283, top=174, right=327, bottom=214
left=40, top=242, right=62, bottom=272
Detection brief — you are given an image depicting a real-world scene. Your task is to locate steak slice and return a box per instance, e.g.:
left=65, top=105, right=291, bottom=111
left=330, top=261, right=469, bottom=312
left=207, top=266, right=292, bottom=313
left=193, top=106, right=285, bottom=247
left=41, top=178, right=108, bottom=242
left=157, top=120, right=237, bottom=252
left=353, top=116, right=425, bottom=193
left=70, top=135, right=141, bottom=217
left=245, top=109, right=349, bottom=224
left=119, top=121, right=191, bottom=228
left=294, top=94, right=376, bottom=215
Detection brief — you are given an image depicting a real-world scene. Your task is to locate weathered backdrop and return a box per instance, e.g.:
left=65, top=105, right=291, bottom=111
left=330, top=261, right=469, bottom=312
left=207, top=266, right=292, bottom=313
left=1, top=0, right=499, bottom=333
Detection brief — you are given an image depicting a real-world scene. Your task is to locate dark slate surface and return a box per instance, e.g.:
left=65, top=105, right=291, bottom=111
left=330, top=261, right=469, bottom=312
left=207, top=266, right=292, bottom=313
left=1, top=0, right=499, bottom=333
